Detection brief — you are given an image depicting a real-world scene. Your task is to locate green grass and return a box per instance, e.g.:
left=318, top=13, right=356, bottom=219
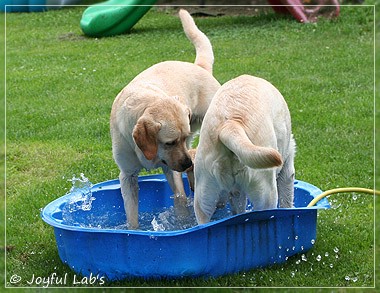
left=4, top=4, right=376, bottom=290
left=0, top=5, right=5, bottom=290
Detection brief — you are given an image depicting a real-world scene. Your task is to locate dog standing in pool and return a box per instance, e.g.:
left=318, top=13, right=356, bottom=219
left=110, top=10, right=221, bottom=229
left=193, top=75, right=296, bottom=224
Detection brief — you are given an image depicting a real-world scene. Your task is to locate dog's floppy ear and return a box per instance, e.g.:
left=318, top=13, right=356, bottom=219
left=133, top=116, right=161, bottom=160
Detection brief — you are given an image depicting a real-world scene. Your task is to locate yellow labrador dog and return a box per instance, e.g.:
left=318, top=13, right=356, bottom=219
left=193, top=75, right=296, bottom=224
left=110, top=9, right=221, bottom=229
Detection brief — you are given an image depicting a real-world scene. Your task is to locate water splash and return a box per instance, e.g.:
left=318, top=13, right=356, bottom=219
left=68, top=173, right=94, bottom=210
left=143, top=200, right=199, bottom=231
left=62, top=174, right=95, bottom=225
left=151, top=216, right=165, bottom=231
left=68, top=173, right=92, bottom=191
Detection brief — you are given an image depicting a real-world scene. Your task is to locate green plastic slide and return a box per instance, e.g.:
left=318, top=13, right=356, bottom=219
left=80, top=0, right=157, bottom=37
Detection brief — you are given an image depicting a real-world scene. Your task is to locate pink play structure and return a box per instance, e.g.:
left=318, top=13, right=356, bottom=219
left=268, top=0, right=340, bottom=23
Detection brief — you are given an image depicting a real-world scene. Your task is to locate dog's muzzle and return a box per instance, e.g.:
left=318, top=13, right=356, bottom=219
left=162, top=157, right=193, bottom=172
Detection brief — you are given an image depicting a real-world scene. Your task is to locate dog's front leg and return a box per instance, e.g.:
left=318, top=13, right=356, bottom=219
left=163, top=168, right=190, bottom=217
left=120, top=172, right=139, bottom=229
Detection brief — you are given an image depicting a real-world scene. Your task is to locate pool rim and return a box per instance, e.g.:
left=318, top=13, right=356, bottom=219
left=41, top=175, right=329, bottom=236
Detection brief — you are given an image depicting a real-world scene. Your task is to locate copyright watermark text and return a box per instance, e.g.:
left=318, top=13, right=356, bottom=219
left=9, top=272, right=106, bottom=287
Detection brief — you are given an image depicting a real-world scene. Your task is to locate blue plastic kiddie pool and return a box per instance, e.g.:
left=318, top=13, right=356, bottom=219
left=41, top=174, right=329, bottom=280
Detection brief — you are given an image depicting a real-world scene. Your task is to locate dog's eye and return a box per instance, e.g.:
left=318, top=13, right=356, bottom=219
left=165, top=140, right=177, bottom=146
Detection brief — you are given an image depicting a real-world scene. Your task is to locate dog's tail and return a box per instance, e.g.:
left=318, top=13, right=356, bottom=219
left=179, top=9, right=214, bottom=74
left=219, top=120, right=283, bottom=169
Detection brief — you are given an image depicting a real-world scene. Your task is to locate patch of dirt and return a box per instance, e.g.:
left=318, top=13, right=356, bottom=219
left=156, top=0, right=270, bottom=16
left=58, top=32, right=88, bottom=41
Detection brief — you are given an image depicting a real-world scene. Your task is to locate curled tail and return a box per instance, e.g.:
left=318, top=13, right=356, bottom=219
left=178, top=9, right=214, bottom=74
left=219, top=120, right=283, bottom=169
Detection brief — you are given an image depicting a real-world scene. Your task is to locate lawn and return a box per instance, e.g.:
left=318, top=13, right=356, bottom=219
left=3, top=3, right=377, bottom=290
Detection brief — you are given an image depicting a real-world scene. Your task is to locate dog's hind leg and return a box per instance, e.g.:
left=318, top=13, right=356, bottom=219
left=276, top=156, right=295, bottom=208
left=193, top=177, right=222, bottom=224
left=277, top=138, right=296, bottom=208
left=247, top=170, right=278, bottom=211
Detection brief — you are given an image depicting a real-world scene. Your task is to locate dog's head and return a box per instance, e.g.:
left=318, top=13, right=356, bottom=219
left=132, top=97, right=193, bottom=172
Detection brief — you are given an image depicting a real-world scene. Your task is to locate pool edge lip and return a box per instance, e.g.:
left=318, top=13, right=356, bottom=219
left=41, top=176, right=329, bottom=235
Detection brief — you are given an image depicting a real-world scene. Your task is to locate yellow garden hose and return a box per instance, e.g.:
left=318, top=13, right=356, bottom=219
left=307, top=187, right=380, bottom=207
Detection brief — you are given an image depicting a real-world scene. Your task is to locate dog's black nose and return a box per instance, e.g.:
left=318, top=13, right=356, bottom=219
left=181, top=156, right=193, bottom=171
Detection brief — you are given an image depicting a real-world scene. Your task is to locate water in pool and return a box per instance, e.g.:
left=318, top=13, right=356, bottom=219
left=61, top=174, right=236, bottom=231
